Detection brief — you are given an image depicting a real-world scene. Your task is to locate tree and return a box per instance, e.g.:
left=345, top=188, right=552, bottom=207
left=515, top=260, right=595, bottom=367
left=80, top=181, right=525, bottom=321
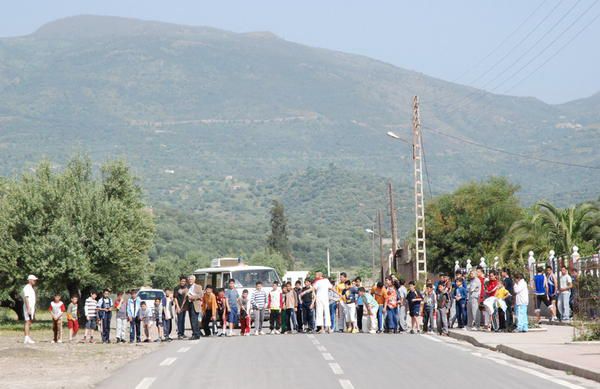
left=0, top=156, right=155, bottom=319
left=502, top=200, right=600, bottom=261
left=248, top=250, right=288, bottom=277
left=425, top=177, right=522, bottom=273
left=267, top=200, right=293, bottom=269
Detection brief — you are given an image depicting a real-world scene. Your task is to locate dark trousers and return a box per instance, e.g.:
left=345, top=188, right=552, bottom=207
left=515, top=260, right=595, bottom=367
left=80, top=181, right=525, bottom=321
left=503, top=296, right=514, bottom=330
left=357, top=305, right=364, bottom=331
left=423, top=307, right=434, bottom=332
left=101, top=313, right=111, bottom=342
left=164, top=318, right=172, bottom=338
left=177, top=310, right=187, bottom=336
left=202, top=309, right=214, bottom=336
left=302, top=303, right=315, bottom=331
left=297, top=305, right=303, bottom=330
left=285, top=308, right=297, bottom=332
left=269, top=310, right=281, bottom=330
left=129, top=318, right=141, bottom=342
left=189, top=306, right=201, bottom=338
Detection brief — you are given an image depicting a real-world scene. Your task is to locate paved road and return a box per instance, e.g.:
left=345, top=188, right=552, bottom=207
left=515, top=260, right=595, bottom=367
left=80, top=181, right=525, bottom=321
left=96, top=333, right=599, bottom=389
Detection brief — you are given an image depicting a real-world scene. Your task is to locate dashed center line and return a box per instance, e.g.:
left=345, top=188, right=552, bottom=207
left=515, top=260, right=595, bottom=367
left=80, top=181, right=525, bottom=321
left=311, top=339, right=320, bottom=345
left=329, top=362, right=344, bottom=375
left=306, top=334, right=315, bottom=339
left=190, top=339, right=200, bottom=345
left=135, top=377, right=156, bottom=389
left=322, top=353, right=334, bottom=361
left=177, top=347, right=191, bottom=353
left=159, top=357, right=177, bottom=366
left=317, top=345, right=327, bottom=352
left=339, top=379, right=355, bottom=389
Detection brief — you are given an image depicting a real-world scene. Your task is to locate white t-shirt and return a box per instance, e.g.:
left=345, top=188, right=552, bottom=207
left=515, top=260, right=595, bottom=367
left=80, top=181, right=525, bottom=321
left=50, top=301, right=65, bottom=318
left=513, top=279, right=529, bottom=306
left=559, top=274, right=572, bottom=290
left=23, top=284, right=36, bottom=313
left=313, top=278, right=332, bottom=301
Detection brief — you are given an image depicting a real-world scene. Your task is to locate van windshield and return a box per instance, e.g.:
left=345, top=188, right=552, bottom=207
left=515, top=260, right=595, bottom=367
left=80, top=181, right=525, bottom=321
left=138, top=290, right=164, bottom=301
left=232, top=269, right=280, bottom=287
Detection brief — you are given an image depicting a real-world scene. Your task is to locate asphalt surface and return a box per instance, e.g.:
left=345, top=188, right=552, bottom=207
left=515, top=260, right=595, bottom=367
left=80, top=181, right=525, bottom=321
left=96, top=332, right=600, bottom=389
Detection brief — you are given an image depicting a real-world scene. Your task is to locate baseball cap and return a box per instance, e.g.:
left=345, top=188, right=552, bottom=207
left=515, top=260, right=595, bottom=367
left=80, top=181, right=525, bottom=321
left=27, top=275, right=38, bottom=281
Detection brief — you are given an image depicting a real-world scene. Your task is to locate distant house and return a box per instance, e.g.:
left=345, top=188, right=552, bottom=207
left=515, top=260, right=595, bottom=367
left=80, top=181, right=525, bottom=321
left=283, top=271, right=310, bottom=285
left=164, top=169, right=175, bottom=174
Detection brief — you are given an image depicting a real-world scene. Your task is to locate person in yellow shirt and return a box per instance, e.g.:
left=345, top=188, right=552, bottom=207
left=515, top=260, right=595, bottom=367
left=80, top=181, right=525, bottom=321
left=493, top=280, right=511, bottom=332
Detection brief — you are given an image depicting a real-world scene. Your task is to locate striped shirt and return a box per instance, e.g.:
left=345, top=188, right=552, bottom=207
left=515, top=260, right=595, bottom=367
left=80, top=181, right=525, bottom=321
left=251, top=290, right=267, bottom=309
left=84, top=297, right=97, bottom=318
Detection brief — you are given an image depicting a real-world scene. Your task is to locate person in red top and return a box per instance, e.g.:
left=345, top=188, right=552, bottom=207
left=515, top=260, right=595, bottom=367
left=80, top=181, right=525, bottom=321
left=485, top=270, right=499, bottom=297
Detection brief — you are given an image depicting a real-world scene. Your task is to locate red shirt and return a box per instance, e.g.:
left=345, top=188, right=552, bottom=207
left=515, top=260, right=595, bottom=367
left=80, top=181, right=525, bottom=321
left=485, top=279, right=499, bottom=298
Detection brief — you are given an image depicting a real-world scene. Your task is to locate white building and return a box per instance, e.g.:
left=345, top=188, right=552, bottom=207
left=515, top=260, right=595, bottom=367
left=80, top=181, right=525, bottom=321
left=282, top=271, right=310, bottom=285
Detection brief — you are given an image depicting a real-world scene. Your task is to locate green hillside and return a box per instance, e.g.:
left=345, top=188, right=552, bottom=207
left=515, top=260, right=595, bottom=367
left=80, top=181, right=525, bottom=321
left=0, top=15, right=598, bottom=207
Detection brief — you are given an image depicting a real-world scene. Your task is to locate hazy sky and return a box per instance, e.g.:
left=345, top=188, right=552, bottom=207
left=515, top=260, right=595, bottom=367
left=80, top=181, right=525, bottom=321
left=2, top=0, right=599, bottom=104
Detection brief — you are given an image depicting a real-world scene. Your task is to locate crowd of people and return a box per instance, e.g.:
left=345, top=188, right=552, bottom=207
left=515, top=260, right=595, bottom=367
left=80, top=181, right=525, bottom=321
left=20, top=265, right=576, bottom=344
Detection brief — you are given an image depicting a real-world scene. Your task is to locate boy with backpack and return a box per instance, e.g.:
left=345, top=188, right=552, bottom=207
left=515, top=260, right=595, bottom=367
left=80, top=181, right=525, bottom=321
left=97, top=289, right=113, bottom=344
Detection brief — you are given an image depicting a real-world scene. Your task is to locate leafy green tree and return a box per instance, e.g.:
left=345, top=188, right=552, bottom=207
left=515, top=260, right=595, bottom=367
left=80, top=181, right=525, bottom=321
left=425, top=177, right=522, bottom=273
left=267, top=200, right=293, bottom=269
left=502, top=200, right=600, bottom=260
left=0, top=156, right=155, bottom=319
left=248, top=250, right=288, bottom=277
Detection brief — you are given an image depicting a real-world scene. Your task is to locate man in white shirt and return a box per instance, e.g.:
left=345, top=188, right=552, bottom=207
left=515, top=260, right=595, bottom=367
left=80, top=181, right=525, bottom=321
left=23, top=275, right=38, bottom=344
left=558, top=266, right=573, bottom=322
left=513, top=273, right=529, bottom=332
left=313, top=272, right=332, bottom=333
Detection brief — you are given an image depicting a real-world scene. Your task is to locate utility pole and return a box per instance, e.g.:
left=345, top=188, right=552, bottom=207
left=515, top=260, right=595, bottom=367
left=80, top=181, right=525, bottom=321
left=388, top=182, right=398, bottom=273
left=371, top=217, right=376, bottom=279
left=412, top=96, right=427, bottom=281
left=326, top=247, right=331, bottom=277
left=377, top=209, right=385, bottom=279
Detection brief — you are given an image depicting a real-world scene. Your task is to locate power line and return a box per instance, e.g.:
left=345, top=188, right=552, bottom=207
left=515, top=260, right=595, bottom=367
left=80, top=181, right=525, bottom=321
left=503, top=7, right=600, bottom=93
left=422, top=125, right=600, bottom=170
left=453, top=0, right=549, bottom=84
left=459, top=0, right=563, bottom=90
left=489, top=0, right=599, bottom=93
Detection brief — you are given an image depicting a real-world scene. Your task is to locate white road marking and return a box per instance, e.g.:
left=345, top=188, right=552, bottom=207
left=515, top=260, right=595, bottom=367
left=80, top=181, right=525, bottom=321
left=471, top=352, right=483, bottom=357
left=329, top=363, right=344, bottom=375
left=317, top=345, right=327, bottom=352
left=484, top=356, right=584, bottom=389
left=159, top=357, right=177, bottom=366
left=306, top=334, right=315, bottom=339
left=190, top=339, right=200, bottom=345
left=311, top=339, right=320, bottom=345
left=322, top=353, right=334, bottom=361
left=421, top=334, right=442, bottom=342
left=444, top=343, right=470, bottom=352
left=177, top=347, right=191, bottom=353
left=135, top=377, right=156, bottom=389
left=339, top=379, right=355, bottom=389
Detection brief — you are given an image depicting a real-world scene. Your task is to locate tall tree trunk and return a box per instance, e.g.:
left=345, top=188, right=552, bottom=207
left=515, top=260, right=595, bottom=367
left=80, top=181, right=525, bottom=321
left=1, top=291, right=25, bottom=321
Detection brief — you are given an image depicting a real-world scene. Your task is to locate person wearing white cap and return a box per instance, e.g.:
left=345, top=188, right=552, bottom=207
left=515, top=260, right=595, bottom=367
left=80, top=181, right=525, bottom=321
left=23, top=275, right=38, bottom=344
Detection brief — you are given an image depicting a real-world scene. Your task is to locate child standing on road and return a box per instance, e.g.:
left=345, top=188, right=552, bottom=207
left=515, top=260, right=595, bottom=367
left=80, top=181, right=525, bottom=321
left=422, top=284, right=437, bottom=333
left=49, top=294, right=65, bottom=343
left=406, top=281, right=423, bottom=334
left=268, top=281, right=283, bottom=334
left=83, top=291, right=98, bottom=343
left=163, top=288, right=174, bottom=341
left=154, top=298, right=164, bottom=342
left=343, top=280, right=359, bottom=334
left=453, top=278, right=468, bottom=329
left=436, top=283, right=450, bottom=335
left=358, top=287, right=379, bottom=333
left=140, top=301, right=153, bottom=342
left=216, top=289, right=228, bottom=337
left=66, top=295, right=79, bottom=342
left=239, top=289, right=251, bottom=336
left=299, top=279, right=315, bottom=333
left=251, top=282, right=268, bottom=335
left=114, top=292, right=128, bottom=343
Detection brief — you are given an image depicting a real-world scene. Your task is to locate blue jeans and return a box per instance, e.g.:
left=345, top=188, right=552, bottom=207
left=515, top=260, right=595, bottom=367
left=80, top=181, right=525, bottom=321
left=100, top=312, right=111, bottom=342
left=164, top=318, right=172, bottom=338
left=457, top=300, right=467, bottom=327
left=329, top=302, right=337, bottom=330
left=177, top=310, right=187, bottom=337
left=129, top=317, right=140, bottom=342
left=386, top=307, right=398, bottom=330
left=377, top=306, right=384, bottom=331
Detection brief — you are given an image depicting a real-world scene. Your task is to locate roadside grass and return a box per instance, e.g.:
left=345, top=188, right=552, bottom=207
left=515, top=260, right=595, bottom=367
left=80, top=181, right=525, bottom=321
left=0, top=307, right=53, bottom=331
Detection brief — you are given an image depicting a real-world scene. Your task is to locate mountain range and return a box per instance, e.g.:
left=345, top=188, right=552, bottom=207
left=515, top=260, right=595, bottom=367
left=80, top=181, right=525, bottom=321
left=0, top=15, right=599, bottom=267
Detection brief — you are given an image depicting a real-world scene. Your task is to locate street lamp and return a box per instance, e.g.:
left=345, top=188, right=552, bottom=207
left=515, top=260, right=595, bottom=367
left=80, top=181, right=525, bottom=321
left=365, top=228, right=378, bottom=279
left=386, top=131, right=409, bottom=143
